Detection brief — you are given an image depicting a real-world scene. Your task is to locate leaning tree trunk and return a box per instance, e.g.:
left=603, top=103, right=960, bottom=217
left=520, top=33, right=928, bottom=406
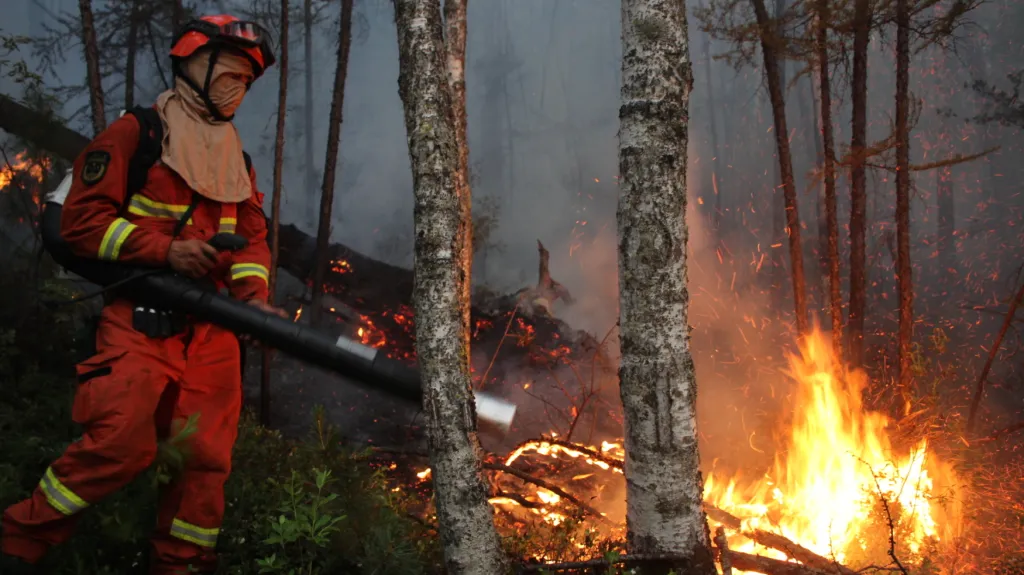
left=815, top=0, right=842, bottom=361
left=751, top=0, right=808, bottom=338
left=79, top=0, right=106, bottom=135
left=444, top=0, right=472, bottom=337
left=310, top=0, right=354, bottom=328
left=304, top=0, right=316, bottom=230
left=616, top=0, right=717, bottom=573
left=394, top=1, right=507, bottom=574
left=847, top=0, right=870, bottom=369
left=261, top=0, right=290, bottom=427
left=894, top=0, right=913, bottom=402
left=123, top=0, right=141, bottom=109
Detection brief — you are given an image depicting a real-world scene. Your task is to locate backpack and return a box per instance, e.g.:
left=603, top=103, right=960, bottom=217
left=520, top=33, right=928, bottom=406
left=122, top=106, right=252, bottom=202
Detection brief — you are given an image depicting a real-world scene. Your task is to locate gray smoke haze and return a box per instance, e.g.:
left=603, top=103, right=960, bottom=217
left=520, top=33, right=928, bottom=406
left=4, top=0, right=1024, bottom=441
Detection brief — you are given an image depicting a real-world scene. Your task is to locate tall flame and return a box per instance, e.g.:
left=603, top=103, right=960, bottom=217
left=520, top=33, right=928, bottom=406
left=705, top=328, right=958, bottom=569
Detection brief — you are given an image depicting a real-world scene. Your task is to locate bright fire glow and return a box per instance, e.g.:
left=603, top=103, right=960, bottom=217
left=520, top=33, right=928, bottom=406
left=1, top=151, right=50, bottom=193
left=704, top=328, right=958, bottom=570
left=408, top=328, right=961, bottom=567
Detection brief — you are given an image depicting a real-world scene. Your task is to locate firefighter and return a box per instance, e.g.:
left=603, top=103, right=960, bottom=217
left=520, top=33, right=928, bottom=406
left=1, top=15, right=285, bottom=575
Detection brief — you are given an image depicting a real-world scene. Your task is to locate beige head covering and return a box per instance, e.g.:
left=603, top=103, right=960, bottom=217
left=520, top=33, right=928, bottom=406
left=155, top=49, right=253, bottom=203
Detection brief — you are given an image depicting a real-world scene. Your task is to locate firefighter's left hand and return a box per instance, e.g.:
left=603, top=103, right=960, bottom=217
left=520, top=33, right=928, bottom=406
left=247, top=299, right=289, bottom=318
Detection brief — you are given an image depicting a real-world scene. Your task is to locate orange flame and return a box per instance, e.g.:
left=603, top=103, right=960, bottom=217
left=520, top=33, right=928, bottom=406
left=705, top=327, right=959, bottom=569
left=1, top=151, right=50, bottom=196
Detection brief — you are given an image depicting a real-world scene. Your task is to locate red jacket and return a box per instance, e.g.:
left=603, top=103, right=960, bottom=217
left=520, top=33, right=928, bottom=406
left=61, top=113, right=271, bottom=303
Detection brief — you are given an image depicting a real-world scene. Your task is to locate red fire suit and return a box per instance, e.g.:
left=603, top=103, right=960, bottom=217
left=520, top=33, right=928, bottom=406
left=1, top=111, right=271, bottom=574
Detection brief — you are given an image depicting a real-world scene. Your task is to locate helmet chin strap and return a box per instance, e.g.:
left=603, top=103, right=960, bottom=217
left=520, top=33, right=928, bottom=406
left=173, top=48, right=235, bottom=122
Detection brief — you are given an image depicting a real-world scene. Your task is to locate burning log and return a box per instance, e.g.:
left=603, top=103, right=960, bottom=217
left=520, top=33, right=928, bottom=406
left=705, top=504, right=857, bottom=575
left=725, top=551, right=842, bottom=575
left=483, top=462, right=610, bottom=523
left=516, top=550, right=841, bottom=575
left=714, top=527, right=734, bottom=575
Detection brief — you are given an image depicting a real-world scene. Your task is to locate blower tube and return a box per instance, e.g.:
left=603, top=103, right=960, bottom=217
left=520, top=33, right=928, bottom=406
left=40, top=175, right=516, bottom=432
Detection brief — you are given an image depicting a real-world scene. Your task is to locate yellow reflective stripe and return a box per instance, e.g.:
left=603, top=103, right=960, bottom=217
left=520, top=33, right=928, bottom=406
left=127, top=195, right=193, bottom=223
left=129, top=194, right=189, bottom=216
left=170, top=518, right=219, bottom=548
left=97, top=218, right=137, bottom=260
left=39, top=467, right=89, bottom=516
left=218, top=217, right=237, bottom=233
left=231, top=263, right=268, bottom=282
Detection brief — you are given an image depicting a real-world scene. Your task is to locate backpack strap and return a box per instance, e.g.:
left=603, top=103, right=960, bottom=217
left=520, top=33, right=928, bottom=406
left=124, top=106, right=164, bottom=200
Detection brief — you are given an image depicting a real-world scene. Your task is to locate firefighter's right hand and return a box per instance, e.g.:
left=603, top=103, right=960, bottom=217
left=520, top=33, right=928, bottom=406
left=168, top=239, right=220, bottom=278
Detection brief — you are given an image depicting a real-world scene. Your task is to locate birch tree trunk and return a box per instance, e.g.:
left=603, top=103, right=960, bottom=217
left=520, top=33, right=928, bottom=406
left=78, top=0, right=106, bottom=135
left=394, top=1, right=507, bottom=573
left=847, top=0, right=870, bottom=370
left=444, top=0, right=472, bottom=332
left=894, top=0, right=914, bottom=400
left=815, top=0, right=842, bottom=361
left=310, top=0, right=354, bottom=328
left=617, top=0, right=716, bottom=573
left=751, top=0, right=808, bottom=338
left=261, top=0, right=290, bottom=427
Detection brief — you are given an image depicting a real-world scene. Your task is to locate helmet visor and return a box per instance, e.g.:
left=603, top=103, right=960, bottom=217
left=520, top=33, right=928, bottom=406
left=179, top=18, right=277, bottom=71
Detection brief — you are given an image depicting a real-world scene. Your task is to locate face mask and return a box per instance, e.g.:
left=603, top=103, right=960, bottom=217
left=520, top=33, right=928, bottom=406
left=209, top=74, right=248, bottom=117
left=182, top=50, right=253, bottom=120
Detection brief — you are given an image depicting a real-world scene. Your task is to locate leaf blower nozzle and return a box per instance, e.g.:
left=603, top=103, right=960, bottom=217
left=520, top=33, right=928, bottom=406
left=40, top=177, right=517, bottom=433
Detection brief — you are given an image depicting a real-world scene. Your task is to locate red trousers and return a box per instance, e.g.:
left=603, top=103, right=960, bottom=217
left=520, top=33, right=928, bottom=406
left=1, top=300, right=242, bottom=574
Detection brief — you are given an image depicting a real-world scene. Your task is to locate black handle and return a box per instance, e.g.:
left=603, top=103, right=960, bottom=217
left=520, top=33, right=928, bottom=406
left=208, top=233, right=249, bottom=252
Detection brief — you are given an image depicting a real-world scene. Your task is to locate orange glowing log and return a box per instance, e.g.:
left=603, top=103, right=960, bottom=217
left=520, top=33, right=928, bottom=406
left=724, top=549, right=840, bottom=575
left=706, top=504, right=856, bottom=575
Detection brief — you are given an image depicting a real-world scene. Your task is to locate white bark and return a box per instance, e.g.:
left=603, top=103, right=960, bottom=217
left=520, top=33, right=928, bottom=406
left=444, top=0, right=472, bottom=340
left=617, top=0, right=716, bottom=572
left=394, top=1, right=507, bottom=574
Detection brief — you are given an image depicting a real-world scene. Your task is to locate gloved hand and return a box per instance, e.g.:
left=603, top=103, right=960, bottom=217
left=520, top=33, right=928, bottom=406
left=247, top=299, right=288, bottom=318
left=168, top=239, right=219, bottom=278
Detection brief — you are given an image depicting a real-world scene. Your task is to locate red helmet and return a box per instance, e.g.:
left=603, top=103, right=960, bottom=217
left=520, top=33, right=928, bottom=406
left=171, top=15, right=276, bottom=78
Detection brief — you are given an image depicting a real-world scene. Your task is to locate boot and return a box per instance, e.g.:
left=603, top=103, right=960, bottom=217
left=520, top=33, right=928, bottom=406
left=0, top=553, right=38, bottom=575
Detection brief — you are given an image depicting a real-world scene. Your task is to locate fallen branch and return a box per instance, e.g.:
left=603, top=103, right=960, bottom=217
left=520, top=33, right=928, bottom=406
left=483, top=462, right=609, bottom=522
left=505, top=437, right=625, bottom=471
left=975, top=420, right=1024, bottom=444
left=728, top=551, right=841, bottom=575
left=864, top=146, right=999, bottom=173
left=517, top=550, right=838, bottom=575
left=966, top=275, right=1024, bottom=433
left=705, top=504, right=856, bottom=575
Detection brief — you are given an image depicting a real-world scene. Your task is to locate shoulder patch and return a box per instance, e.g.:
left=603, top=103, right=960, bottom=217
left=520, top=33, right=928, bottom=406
left=80, top=150, right=111, bottom=186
